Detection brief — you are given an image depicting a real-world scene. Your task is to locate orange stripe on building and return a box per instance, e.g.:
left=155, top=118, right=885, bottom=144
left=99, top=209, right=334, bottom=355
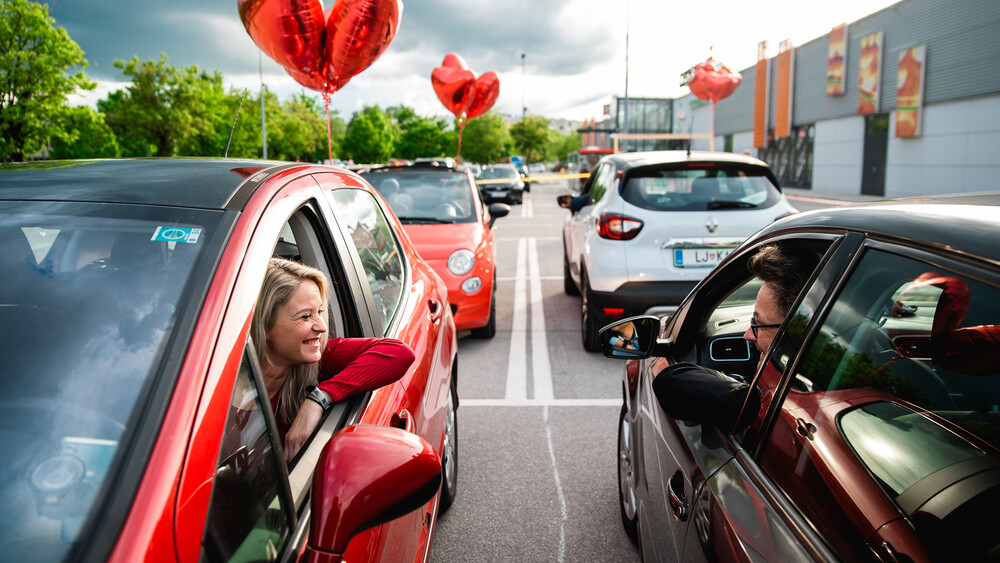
left=753, top=41, right=768, bottom=148
left=775, top=40, right=793, bottom=139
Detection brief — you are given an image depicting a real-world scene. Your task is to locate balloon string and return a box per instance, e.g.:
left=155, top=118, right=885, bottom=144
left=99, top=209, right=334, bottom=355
left=456, top=117, right=466, bottom=164
left=323, top=91, right=333, bottom=165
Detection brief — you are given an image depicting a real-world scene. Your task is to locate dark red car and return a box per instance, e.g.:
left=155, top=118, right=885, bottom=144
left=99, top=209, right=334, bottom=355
left=604, top=195, right=1000, bottom=561
left=0, top=159, right=458, bottom=562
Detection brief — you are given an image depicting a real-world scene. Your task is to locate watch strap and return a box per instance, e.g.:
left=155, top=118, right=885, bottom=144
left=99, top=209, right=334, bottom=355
left=305, top=385, right=332, bottom=411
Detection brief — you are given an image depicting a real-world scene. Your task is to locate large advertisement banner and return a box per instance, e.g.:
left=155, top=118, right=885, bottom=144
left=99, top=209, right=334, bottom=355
left=895, top=45, right=926, bottom=137
left=827, top=24, right=847, bottom=96
left=858, top=31, right=883, bottom=114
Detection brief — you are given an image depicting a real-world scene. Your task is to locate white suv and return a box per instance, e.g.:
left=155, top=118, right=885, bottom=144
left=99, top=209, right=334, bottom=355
left=558, top=150, right=797, bottom=350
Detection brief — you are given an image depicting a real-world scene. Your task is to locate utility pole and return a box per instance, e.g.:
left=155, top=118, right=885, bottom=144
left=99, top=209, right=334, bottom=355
left=622, top=0, right=630, bottom=153
left=521, top=52, right=527, bottom=117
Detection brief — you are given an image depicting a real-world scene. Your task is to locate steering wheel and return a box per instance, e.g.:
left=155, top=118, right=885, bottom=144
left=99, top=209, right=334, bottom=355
left=432, top=202, right=461, bottom=218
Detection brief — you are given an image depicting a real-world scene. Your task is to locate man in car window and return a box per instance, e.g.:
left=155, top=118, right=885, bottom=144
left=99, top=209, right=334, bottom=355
left=650, top=243, right=817, bottom=429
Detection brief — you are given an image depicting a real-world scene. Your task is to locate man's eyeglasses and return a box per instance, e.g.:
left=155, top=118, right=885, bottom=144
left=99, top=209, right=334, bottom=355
left=749, top=314, right=781, bottom=338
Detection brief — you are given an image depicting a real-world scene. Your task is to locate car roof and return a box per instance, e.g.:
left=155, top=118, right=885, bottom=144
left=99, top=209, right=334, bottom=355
left=0, top=158, right=290, bottom=209
left=602, top=150, right=770, bottom=169
left=755, top=195, right=1000, bottom=263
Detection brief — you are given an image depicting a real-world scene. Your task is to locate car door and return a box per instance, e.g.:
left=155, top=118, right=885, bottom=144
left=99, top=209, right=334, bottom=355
left=564, top=161, right=611, bottom=282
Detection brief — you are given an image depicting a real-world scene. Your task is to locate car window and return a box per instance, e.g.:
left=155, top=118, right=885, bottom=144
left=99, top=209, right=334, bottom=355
left=363, top=171, right=475, bottom=224
left=621, top=163, right=782, bottom=211
left=479, top=166, right=516, bottom=180
left=0, top=206, right=221, bottom=558
left=760, top=248, right=1000, bottom=560
left=327, top=189, right=405, bottom=335
left=589, top=162, right=614, bottom=203
left=202, top=350, right=293, bottom=561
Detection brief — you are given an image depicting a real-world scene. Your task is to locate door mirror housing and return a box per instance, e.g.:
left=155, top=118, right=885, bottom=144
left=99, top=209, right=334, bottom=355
left=306, top=425, right=442, bottom=561
left=600, top=316, right=672, bottom=359
left=487, top=203, right=511, bottom=228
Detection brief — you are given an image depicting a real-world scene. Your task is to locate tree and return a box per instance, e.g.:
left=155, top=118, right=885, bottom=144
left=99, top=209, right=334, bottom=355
left=460, top=111, right=511, bottom=163
left=269, top=93, right=332, bottom=162
left=388, top=105, right=450, bottom=160
left=510, top=115, right=551, bottom=165
left=343, top=106, right=395, bottom=164
left=547, top=130, right=581, bottom=165
left=0, top=0, right=94, bottom=161
left=49, top=106, right=120, bottom=159
left=99, top=54, right=221, bottom=157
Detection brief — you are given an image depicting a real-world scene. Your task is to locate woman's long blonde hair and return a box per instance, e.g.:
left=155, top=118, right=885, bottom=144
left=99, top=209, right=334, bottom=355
left=251, top=257, right=331, bottom=424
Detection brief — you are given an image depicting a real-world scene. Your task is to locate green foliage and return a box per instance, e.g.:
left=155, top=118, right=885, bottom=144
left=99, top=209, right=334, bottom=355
left=49, top=106, right=120, bottom=159
left=460, top=112, right=511, bottom=164
left=343, top=106, right=395, bottom=164
left=388, top=105, right=450, bottom=160
left=510, top=115, right=551, bottom=165
left=0, top=0, right=94, bottom=161
left=547, top=130, right=581, bottom=165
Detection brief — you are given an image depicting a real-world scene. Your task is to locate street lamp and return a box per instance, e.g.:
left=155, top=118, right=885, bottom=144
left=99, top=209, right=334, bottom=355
left=521, top=52, right=527, bottom=117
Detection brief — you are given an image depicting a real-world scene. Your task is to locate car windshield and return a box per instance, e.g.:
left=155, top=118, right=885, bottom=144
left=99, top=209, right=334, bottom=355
left=479, top=167, right=517, bottom=180
left=621, top=162, right=783, bottom=211
left=0, top=203, right=221, bottom=558
left=365, top=171, right=476, bottom=224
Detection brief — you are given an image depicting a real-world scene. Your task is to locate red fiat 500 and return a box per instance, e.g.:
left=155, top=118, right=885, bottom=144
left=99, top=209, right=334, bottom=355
left=0, top=159, right=459, bottom=562
left=363, top=163, right=509, bottom=338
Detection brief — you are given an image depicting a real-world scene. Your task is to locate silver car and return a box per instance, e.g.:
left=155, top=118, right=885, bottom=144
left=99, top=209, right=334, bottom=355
left=558, top=150, right=797, bottom=351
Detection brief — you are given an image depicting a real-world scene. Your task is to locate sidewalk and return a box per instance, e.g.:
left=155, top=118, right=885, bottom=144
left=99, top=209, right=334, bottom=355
left=782, top=186, right=886, bottom=205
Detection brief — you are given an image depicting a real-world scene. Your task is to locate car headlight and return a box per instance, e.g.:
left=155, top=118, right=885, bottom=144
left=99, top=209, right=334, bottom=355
left=461, top=277, right=482, bottom=293
left=448, top=249, right=475, bottom=275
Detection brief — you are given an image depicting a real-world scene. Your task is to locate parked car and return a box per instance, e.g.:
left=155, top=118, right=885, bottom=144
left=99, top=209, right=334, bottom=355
left=362, top=162, right=510, bottom=338
left=477, top=164, right=525, bottom=205
left=528, top=163, right=546, bottom=174
left=0, top=159, right=459, bottom=562
left=603, top=195, right=1000, bottom=561
left=558, top=150, right=797, bottom=351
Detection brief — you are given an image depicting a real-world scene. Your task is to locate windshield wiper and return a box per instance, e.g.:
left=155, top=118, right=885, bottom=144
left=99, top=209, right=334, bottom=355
left=706, top=200, right=758, bottom=210
left=396, top=216, right=455, bottom=224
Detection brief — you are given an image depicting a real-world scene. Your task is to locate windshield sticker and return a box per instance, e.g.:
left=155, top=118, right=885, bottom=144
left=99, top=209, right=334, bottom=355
left=151, top=226, right=202, bottom=244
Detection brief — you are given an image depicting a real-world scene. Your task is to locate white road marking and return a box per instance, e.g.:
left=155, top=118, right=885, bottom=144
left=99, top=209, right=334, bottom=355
left=544, top=406, right=567, bottom=563
left=529, top=238, right=553, bottom=401
left=462, top=398, right=621, bottom=407
left=505, top=238, right=528, bottom=401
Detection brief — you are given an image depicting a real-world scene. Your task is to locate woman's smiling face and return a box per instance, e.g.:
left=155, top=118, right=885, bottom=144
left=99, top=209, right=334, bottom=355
left=265, top=280, right=327, bottom=373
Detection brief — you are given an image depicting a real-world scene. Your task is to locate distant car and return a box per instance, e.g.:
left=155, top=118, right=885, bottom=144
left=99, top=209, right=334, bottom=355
left=603, top=194, right=1000, bottom=561
left=414, top=156, right=457, bottom=168
left=457, top=162, right=482, bottom=177
left=528, top=163, right=546, bottom=174
left=558, top=150, right=797, bottom=351
left=0, top=159, right=457, bottom=562
left=516, top=163, right=532, bottom=192
left=477, top=164, right=525, bottom=205
left=363, top=162, right=510, bottom=338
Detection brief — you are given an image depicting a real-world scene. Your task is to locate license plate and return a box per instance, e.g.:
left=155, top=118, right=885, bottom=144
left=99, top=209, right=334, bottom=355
left=673, top=247, right=735, bottom=268
left=489, top=191, right=506, bottom=198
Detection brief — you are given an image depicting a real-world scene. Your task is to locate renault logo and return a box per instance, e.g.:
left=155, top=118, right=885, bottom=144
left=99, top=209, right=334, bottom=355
left=705, top=216, right=718, bottom=233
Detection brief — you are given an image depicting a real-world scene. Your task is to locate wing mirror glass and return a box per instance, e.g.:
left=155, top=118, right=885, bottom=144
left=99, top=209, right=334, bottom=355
left=599, top=316, right=666, bottom=359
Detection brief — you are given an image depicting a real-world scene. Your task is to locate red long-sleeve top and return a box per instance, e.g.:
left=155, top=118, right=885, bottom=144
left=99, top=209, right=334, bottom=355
left=270, top=337, right=415, bottom=439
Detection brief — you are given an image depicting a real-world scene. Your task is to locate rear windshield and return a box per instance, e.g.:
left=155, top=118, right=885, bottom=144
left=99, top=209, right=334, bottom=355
left=621, top=162, right=783, bottom=211
left=479, top=167, right=517, bottom=180
left=0, top=202, right=222, bottom=558
left=364, top=170, right=476, bottom=224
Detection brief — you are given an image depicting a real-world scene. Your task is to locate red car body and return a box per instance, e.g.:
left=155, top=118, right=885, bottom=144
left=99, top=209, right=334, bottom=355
left=0, top=159, right=458, bottom=562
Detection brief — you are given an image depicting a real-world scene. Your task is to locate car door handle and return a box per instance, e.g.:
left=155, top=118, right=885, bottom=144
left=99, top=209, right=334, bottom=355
left=428, top=299, right=443, bottom=323
left=391, top=409, right=413, bottom=433
left=796, top=418, right=817, bottom=440
left=668, top=471, right=688, bottom=522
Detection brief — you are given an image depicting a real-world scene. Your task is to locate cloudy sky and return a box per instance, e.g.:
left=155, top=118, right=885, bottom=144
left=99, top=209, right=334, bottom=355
left=45, top=0, right=901, bottom=122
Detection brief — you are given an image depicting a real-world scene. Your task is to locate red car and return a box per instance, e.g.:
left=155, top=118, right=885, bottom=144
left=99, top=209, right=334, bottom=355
left=363, top=163, right=510, bottom=338
left=604, top=196, right=1000, bottom=561
left=0, top=159, right=458, bottom=562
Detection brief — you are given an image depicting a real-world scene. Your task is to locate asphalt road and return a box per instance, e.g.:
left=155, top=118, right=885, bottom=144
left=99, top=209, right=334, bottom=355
left=429, top=175, right=851, bottom=562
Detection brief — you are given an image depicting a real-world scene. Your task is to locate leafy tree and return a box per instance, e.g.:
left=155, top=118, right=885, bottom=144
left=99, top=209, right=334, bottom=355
left=510, top=114, right=551, bottom=165
left=388, top=105, right=450, bottom=160
left=0, top=0, right=94, bottom=161
left=343, top=106, right=395, bottom=164
left=269, top=93, right=332, bottom=162
left=547, top=130, right=581, bottom=165
left=460, top=111, right=511, bottom=164
left=99, top=54, right=221, bottom=157
left=49, top=106, right=120, bottom=159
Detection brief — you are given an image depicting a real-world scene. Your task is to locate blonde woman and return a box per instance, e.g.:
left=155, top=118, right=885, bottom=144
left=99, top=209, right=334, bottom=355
left=252, top=257, right=415, bottom=461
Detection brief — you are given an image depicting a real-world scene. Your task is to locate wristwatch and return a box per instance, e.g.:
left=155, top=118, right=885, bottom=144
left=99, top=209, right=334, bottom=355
left=304, top=385, right=333, bottom=411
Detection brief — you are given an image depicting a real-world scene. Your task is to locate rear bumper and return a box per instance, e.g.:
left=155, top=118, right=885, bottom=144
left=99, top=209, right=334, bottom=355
left=587, top=280, right=696, bottom=326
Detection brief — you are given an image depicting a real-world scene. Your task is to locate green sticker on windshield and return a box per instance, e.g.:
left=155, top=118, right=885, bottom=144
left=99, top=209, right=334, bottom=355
left=151, top=226, right=201, bottom=243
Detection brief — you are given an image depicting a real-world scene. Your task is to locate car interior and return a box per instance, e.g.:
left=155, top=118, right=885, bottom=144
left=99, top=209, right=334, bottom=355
left=372, top=174, right=474, bottom=221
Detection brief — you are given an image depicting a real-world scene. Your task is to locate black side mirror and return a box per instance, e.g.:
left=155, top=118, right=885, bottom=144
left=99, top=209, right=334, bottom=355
left=487, top=203, right=511, bottom=228
left=599, top=316, right=669, bottom=359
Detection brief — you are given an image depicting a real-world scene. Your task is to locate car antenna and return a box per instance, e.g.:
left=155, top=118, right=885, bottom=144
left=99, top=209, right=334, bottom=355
left=686, top=138, right=691, bottom=157
left=224, top=89, right=249, bottom=158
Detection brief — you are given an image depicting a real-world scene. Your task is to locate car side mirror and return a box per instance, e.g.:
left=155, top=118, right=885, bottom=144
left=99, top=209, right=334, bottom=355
left=556, top=194, right=573, bottom=209
left=306, top=425, right=442, bottom=561
left=488, top=203, right=511, bottom=228
left=599, top=316, right=671, bottom=359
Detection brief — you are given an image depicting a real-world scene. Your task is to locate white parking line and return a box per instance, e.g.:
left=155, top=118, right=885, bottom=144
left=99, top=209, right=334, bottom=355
left=520, top=198, right=534, bottom=218
left=462, top=399, right=620, bottom=407
left=529, top=238, right=553, bottom=401
left=505, top=238, right=528, bottom=400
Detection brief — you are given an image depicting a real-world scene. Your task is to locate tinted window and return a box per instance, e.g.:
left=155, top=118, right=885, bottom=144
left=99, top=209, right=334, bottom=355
left=203, top=352, right=292, bottom=560
left=327, top=189, right=404, bottom=334
left=621, top=163, right=782, bottom=211
left=589, top=162, right=614, bottom=203
left=362, top=170, right=476, bottom=224
left=478, top=166, right=517, bottom=180
left=0, top=204, right=221, bottom=558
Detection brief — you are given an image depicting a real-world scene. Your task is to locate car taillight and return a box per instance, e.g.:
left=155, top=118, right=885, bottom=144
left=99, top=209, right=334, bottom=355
left=597, top=213, right=643, bottom=240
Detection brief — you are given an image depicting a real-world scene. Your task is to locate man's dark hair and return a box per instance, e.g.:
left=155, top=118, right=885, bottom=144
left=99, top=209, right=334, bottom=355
left=747, top=244, right=817, bottom=316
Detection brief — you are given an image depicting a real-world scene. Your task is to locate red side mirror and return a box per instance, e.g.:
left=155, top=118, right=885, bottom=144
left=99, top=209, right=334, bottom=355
left=303, top=425, right=441, bottom=561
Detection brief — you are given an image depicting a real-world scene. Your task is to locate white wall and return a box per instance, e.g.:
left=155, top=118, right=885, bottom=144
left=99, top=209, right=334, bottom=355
left=731, top=132, right=756, bottom=156
left=812, top=116, right=865, bottom=195
left=886, top=95, right=1000, bottom=197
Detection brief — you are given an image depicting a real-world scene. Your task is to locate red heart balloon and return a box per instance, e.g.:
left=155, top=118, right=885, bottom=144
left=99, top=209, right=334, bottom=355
left=686, top=58, right=742, bottom=102
left=324, top=0, right=403, bottom=86
left=431, top=53, right=476, bottom=118
left=466, top=71, right=500, bottom=119
left=237, top=0, right=326, bottom=77
left=239, top=0, right=402, bottom=94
